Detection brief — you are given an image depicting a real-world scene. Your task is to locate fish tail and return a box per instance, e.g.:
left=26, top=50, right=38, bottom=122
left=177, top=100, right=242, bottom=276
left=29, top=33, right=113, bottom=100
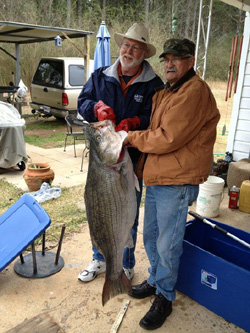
left=102, top=271, right=132, bottom=306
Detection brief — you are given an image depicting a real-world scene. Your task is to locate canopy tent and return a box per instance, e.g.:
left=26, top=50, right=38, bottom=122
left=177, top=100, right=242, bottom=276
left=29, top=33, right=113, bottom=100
left=220, top=0, right=250, bottom=11
left=0, top=21, right=93, bottom=84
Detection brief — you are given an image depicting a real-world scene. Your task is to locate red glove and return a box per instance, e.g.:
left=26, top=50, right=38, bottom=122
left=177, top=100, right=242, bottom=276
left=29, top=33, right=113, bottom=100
left=115, top=116, right=140, bottom=132
left=94, top=100, right=115, bottom=121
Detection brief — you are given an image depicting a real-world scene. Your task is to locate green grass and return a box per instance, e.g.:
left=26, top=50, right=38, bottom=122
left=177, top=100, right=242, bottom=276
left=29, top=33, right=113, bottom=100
left=0, top=179, right=87, bottom=244
left=24, top=132, right=66, bottom=148
left=24, top=117, right=67, bottom=148
left=0, top=179, right=23, bottom=211
left=41, top=185, right=87, bottom=242
left=25, top=120, right=65, bottom=131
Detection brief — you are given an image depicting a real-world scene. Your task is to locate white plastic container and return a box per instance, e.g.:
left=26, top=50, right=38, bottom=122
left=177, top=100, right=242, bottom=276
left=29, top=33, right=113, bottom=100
left=196, top=176, right=225, bottom=217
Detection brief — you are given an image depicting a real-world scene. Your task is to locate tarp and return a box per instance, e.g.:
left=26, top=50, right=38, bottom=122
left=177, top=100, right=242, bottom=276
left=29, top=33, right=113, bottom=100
left=0, top=102, right=25, bottom=127
left=0, top=102, right=27, bottom=168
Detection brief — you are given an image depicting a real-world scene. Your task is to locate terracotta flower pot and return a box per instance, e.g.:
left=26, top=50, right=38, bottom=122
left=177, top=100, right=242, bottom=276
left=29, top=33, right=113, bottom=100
left=23, top=162, right=55, bottom=192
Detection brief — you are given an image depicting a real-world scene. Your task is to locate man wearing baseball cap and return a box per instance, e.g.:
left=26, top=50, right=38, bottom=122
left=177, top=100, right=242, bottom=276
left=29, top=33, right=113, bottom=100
left=123, top=38, right=220, bottom=330
left=77, top=23, right=163, bottom=283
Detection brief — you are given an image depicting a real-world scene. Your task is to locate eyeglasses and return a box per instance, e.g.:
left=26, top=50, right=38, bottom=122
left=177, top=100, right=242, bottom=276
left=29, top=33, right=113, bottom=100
left=161, top=55, right=191, bottom=64
left=121, top=42, right=146, bottom=53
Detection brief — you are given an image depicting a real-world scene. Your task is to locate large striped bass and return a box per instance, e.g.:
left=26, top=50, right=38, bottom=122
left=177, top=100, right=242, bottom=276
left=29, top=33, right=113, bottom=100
left=84, top=120, right=138, bottom=305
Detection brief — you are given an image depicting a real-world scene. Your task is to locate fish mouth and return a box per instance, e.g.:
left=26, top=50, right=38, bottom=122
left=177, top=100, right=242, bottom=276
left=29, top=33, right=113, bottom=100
left=91, top=120, right=112, bottom=131
left=91, top=120, right=127, bottom=165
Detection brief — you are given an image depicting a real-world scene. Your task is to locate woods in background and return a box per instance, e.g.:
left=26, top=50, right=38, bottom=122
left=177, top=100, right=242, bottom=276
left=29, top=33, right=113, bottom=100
left=0, top=0, right=245, bottom=86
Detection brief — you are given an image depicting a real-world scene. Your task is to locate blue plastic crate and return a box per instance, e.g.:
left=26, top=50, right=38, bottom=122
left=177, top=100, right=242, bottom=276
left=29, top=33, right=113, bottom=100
left=0, top=194, right=51, bottom=272
left=176, top=218, right=250, bottom=332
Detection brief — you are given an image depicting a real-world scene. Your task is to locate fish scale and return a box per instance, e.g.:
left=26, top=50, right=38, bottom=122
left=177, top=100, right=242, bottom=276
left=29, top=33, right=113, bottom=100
left=84, top=120, right=137, bottom=305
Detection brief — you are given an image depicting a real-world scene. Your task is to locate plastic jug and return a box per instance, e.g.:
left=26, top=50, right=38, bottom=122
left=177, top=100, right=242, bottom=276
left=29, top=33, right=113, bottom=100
left=239, top=180, right=250, bottom=213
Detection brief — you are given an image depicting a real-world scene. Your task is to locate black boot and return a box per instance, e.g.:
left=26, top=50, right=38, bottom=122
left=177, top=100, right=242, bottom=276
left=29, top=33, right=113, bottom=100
left=139, top=293, right=172, bottom=330
left=129, top=280, right=156, bottom=299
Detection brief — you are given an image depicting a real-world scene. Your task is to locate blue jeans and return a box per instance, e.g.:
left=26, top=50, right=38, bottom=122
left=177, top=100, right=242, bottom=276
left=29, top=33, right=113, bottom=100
left=144, top=185, right=199, bottom=301
left=93, top=178, right=143, bottom=269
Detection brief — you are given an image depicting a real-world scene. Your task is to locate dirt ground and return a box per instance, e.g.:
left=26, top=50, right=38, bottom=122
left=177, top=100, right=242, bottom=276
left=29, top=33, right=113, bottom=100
left=0, top=191, right=249, bottom=333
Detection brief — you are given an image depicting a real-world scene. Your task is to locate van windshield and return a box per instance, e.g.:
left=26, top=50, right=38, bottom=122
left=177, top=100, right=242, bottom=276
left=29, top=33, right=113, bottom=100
left=33, top=60, right=64, bottom=88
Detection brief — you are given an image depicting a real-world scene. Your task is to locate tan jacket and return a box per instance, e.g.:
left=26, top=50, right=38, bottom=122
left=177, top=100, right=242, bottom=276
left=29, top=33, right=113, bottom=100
left=127, top=72, right=220, bottom=186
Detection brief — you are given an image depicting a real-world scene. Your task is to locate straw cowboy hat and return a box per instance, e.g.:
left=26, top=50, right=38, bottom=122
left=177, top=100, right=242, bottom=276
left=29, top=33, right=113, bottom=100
left=114, top=23, right=156, bottom=58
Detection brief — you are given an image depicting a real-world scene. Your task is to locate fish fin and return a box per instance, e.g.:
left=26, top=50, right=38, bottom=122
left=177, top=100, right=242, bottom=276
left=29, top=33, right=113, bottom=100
left=102, top=271, right=132, bottom=306
left=125, top=233, right=134, bottom=248
left=117, top=130, right=128, bottom=142
left=89, top=234, right=101, bottom=253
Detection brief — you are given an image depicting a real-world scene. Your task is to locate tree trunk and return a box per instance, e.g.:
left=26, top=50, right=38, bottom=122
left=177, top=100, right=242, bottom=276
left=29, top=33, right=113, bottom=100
left=145, top=0, right=149, bottom=27
left=185, top=0, right=193, bottom=38
left=191, top=0, right=198, bottom=41
left=67, top=0, right=71, bottom=27
left=78, top=0, right=83, bottom=25
left=48, top=0, right=53, bottom=22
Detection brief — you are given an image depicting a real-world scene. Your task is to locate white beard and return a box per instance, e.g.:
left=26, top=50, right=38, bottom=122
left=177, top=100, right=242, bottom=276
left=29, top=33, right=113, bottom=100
left=120, top=53, right=145, bottom=69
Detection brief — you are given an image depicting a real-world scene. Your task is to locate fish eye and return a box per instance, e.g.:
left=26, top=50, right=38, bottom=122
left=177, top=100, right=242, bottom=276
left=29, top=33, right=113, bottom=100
left=96, top=135, right=102, bottom=142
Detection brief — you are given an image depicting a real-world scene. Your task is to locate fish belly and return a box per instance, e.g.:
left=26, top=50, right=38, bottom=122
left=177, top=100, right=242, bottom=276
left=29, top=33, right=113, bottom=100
left=84, top=151, right=137, bottom=305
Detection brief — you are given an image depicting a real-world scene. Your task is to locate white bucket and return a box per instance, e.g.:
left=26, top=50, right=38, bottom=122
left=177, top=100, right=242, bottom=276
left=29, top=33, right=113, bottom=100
left=196, top=176, right=225, bottom=218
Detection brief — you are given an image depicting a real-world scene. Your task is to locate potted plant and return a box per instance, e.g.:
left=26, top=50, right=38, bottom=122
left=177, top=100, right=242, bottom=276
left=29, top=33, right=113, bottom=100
left=23, top=162, right=55, bottom=191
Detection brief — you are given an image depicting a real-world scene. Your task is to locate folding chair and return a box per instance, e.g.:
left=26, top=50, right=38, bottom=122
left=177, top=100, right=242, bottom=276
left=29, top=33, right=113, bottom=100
left=64, top=113, right=86, bottom=157
left=0, top=194, right=65, bottom=278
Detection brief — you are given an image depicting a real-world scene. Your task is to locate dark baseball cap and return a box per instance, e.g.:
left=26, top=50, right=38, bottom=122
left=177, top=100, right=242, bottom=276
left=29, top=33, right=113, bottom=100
left=159, top=38, right=195, bottom=58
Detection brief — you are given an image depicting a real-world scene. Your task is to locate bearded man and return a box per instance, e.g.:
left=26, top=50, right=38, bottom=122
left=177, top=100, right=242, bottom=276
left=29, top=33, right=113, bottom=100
left=77, top=23, right=163, bottom=283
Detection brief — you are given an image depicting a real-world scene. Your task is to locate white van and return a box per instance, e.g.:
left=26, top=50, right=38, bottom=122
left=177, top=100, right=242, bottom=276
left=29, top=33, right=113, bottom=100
left=30, top=57, right=94, bottom=119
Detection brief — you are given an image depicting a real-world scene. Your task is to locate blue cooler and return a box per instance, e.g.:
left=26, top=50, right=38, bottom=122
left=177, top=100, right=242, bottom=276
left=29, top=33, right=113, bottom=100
left=176, top=218, right=250, bottom=332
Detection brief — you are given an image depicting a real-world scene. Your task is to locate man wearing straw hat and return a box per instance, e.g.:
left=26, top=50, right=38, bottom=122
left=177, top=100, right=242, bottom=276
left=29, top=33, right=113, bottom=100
left=123, top=38, right=220, bottom=330
left=78, top=23, right=163, bottom=283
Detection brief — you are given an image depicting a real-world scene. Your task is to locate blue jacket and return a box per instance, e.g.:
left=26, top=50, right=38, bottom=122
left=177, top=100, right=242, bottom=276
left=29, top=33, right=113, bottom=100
left=78, top=57, right=163, bottom=163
